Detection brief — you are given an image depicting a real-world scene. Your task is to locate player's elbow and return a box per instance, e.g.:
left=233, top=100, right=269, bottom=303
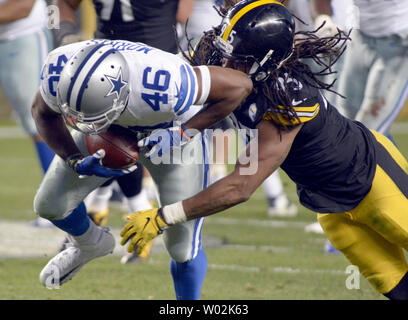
left=235, top=76, right=253, bottom=103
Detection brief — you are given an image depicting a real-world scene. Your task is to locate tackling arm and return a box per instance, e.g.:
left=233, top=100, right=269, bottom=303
left=138, top=66, right=252, bottom=159
left=184, top=66, right=253, bottom=132
left=121, top=121, right=302, bottom=253
left=182, top=121, right=302, bottom=219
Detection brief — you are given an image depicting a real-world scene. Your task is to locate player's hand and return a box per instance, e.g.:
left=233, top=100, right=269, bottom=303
left=314, top=14, right=339, bottom=38
left=120, top=208, right=169, bottom=254
left=138, top=125, right=193, bottom=159
left=67, top=149, right=138, bottom=178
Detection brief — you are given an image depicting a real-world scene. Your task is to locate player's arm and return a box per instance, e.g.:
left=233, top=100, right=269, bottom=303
left=54, top=0, right=82, bottom=47
left=138, top=66, right=252, bottom=159
left=31, top=90, right=81, bottom=161
left=0, top=0, right=35, bottom=24
left=183, top=121, right=302, bottom=219
left=32, top=90, right=137, bottom=177
left=184, top=66, right=253, bottom=132
left=121, top=121, right=302, bottom=253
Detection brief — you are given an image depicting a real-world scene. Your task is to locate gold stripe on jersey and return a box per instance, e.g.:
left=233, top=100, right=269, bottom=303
left=222, top=0, right=284, bottom=42
left=262, top=103, right=320, bottom=126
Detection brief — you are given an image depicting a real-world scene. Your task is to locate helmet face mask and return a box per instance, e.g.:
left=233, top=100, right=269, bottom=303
left=58, top=92, right=128, bottom=135
left=57, top=43, right=130, bottom=135
left=214, top=0, right=295, bottom=82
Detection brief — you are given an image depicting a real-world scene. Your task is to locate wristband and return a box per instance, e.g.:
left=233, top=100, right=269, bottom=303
left=196, top=66, right=211, bottom=105
left=161, top=201, right=187, bottom=225
left=65, top=153, right=83, bottom=171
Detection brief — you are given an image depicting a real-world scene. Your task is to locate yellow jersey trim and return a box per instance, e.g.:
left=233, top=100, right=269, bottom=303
left=262, top=103, right=320, bottom=126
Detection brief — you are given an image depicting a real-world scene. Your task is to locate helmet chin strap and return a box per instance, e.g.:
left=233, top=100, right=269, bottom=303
left=250, top=47, right=295, bottom=82
left=249, top=49, right=274, bottom=77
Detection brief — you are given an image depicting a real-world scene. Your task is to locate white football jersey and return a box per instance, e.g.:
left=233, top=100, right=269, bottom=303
left=0, top=0, right=48, bottom=41
left=354, top=0, right=408, bottom=37
left=40, top=40, right=210, bottom=132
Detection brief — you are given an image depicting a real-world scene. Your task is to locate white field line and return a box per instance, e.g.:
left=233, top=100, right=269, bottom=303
left=0, top=219, right=160, bottom=258
left=0, top=127, right=26, bottom=139
left=0, top=219, right=344, bottom=277
left=221, top=244, right=291, bottom=253
left=146, top=259, right=346, bottom=276
left=0, top=217, right=303, bottom=259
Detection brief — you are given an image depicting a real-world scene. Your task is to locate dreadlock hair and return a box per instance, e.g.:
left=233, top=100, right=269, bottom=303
left=179, top=1, right=352, bottom=131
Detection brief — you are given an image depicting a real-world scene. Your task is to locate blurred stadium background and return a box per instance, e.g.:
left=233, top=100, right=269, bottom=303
left=1, top=0, right=407, bottom=300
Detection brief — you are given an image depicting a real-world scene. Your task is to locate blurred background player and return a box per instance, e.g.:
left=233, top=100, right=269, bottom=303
left=334, top=0, right=408, bottom=143
left=54, top=0, right=193, bottom=263
left=178, top=0, right=223, bottom=51
left=0, top=0, right=55, bottom=227
left=287, top=0, right=354, bottom=105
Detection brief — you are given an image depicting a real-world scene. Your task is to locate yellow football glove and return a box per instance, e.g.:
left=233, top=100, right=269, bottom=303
left=120, top=208, right=169, bottom=254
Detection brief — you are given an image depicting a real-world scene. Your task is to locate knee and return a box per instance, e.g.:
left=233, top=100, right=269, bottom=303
left=163, top=222, right=202, bottom=263
left=166, top=244, right=192, bottom=263
left=33, top=190, right=64, bottom=220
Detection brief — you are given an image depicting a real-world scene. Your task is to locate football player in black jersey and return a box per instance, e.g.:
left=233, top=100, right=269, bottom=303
left=54, top=0, right=193, bottom=53
left=119, top=0, right=408, bottom=299
left=53, top=0, right=193, bottom=263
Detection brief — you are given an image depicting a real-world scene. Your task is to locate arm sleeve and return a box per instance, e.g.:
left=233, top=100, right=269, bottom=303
left=195, top=65, right=211, bottom=105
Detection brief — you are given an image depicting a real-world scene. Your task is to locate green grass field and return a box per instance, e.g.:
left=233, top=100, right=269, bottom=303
left=1, top=120, right=407, bottom=300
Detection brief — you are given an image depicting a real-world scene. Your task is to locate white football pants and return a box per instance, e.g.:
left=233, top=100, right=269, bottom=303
left=33, top=129, right=211, bottom=263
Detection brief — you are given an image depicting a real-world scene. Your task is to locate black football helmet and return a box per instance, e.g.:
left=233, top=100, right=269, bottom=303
left=214, top=0, right=295, bottom=81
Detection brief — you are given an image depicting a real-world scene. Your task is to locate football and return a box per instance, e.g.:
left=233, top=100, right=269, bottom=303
left=85, top=125, right=140, bottom=169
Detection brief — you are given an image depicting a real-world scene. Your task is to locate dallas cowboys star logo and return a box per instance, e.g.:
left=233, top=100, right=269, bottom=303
left=105, top=68, right=127, bottom=98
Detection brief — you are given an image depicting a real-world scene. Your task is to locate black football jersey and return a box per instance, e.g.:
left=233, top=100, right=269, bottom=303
left=93, top=0, right=179, bottom=53
left=230, top=76, right=377, bottom=213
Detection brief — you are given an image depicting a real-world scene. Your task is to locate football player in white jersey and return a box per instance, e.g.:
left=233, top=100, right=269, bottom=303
left=0, top=0, right=55, bottom=227
left=54, top=0, right=194, bottom=265
left=31, top=39, right=252, bottom=299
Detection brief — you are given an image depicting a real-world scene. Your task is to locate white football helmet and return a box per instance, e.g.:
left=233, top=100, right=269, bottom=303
left=57, top=43, right=130, bottom=135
